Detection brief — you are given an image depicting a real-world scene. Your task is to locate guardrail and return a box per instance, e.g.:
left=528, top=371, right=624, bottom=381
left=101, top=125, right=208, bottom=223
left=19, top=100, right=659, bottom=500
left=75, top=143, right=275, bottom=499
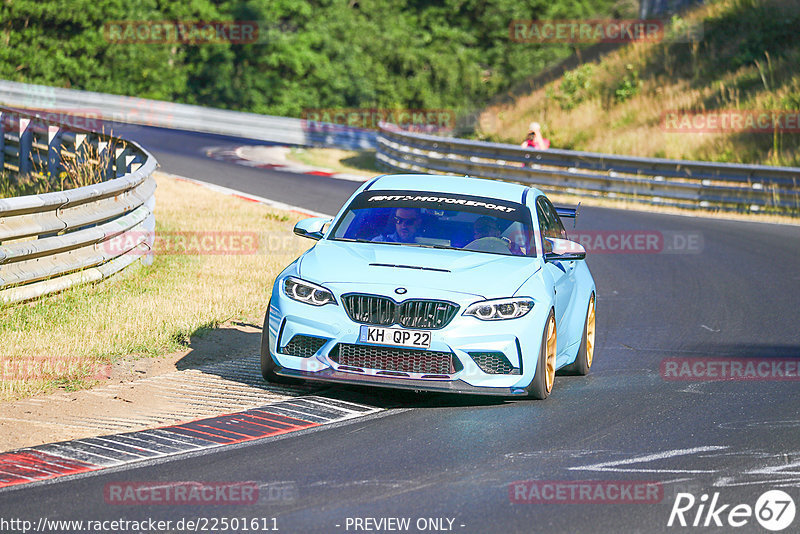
left=0, top=79, right=377, bottom=150
left=0, top=106, right=157, bottom=305
left=6, top=79, right=796, bottom=213
left=377, top=125, right=800, bottom=213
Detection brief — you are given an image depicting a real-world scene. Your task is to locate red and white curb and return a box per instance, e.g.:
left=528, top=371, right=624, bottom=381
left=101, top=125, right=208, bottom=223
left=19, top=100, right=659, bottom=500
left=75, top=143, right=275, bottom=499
left=0, top=397, right=381, bottom=490
left=206, top=146, right=368, bottom=183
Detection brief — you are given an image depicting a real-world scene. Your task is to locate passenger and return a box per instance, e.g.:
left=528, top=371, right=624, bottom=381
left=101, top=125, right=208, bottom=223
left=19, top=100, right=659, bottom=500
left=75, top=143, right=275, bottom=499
left=471, top=216, right=523, bottom=255
left=473, top=216, right=501, bottom=240
left=373, top=208, right=423, bottom=243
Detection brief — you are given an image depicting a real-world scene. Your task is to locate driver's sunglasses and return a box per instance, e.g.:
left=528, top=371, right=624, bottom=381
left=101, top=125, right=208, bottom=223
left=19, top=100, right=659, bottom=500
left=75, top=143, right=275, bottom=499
left=394, top=216, right=420, bottom=226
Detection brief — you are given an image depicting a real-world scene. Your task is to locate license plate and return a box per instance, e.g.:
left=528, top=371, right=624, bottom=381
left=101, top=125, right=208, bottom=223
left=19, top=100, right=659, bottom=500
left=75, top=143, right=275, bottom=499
left=359, top=326, right=431, bottom=349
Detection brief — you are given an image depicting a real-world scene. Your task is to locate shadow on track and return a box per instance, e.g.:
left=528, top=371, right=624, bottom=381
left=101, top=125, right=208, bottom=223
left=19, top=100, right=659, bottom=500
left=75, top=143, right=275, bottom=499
left=172, top=324, right=512, bottom=411
left=678, top=343, right=800, bottom=359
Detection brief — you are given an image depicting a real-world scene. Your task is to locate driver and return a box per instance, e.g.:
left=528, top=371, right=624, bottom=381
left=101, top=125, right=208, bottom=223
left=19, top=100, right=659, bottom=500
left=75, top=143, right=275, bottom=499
left=373, top=208, right=423, bottom=243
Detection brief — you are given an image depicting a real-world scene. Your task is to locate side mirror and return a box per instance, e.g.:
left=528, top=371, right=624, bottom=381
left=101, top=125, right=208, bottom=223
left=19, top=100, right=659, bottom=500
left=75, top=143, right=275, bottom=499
left=544, top=238, right=586, bottom=261
left=293, top=217, right=332, bottom=241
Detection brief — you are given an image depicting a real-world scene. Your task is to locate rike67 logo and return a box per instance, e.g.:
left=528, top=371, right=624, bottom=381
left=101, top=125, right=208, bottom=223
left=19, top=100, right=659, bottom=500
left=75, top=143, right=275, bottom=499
left=668, top=490, right=796, bottom=531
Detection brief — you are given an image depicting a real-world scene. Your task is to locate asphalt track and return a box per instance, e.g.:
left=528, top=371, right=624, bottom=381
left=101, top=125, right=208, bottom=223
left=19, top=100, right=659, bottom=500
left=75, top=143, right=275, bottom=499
left=2, top=126, right=799, bottom=533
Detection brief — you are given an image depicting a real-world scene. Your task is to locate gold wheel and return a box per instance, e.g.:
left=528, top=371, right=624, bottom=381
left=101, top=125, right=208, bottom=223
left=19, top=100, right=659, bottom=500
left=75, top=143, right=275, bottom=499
left=545, top=314, right=557, bottom=393
left=586, top=295, right=596, bottom=368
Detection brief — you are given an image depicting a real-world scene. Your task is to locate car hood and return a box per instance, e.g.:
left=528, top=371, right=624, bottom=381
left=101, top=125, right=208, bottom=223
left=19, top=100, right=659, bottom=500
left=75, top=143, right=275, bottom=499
left=299, top=240, right=540, bottom=299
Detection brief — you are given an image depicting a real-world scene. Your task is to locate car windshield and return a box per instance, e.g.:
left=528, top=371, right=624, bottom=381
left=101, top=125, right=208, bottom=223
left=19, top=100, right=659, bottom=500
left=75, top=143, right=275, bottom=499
left=330, top=190, right=535, bottom=256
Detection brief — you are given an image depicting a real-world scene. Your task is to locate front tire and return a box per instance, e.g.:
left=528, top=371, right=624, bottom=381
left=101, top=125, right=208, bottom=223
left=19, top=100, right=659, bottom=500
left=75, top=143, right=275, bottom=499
left=260, top=301, right=302, bottom=385
left=560, top=293, right=595, bottom=376
left=527, top=310, right=557, bottom=399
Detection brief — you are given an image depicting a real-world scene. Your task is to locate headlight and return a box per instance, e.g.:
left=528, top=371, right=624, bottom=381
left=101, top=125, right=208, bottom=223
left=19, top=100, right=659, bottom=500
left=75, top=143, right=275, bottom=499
left=464, top=297, right=534, bottom=320
left=283, top=277, right=337, bottom=306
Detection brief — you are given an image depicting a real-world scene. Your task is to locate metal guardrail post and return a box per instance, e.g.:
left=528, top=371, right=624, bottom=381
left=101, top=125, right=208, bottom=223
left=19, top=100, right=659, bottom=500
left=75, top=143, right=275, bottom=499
left=96, top=139, right=114, bottom=180
left=129, top=150, right=146, bottom=173
left=74, top=133, right=88, bottom=169
left=115, top=145, right=133, bottom=177
left=18, top=116, right=32, bottom=175
left=48, top=124, right=63, bottom=178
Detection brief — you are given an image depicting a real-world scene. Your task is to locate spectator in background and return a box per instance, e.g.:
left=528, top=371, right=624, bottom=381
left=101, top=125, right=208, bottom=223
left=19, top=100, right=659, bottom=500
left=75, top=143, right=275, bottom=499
left=521, top=122, right=550, bottom=150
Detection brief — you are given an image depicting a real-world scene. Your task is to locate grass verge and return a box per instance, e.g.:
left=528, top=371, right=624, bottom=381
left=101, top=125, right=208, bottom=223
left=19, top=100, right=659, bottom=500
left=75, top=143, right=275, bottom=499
left=286, top=147, right=381, bottom=177
left=476, top=0, right=800, bottom=168
left=0, top=172, right=311, bottom=401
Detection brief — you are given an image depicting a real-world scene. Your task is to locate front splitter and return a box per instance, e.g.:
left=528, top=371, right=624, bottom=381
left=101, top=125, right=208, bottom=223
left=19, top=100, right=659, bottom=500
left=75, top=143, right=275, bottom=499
left=276, top=367, right=529, bottom=396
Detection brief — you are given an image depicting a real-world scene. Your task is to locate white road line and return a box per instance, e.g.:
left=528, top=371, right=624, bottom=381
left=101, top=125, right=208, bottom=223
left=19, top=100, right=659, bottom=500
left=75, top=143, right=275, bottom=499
left=714, top=476, right=800, bottom=488
left=569, top=445, right=729, bottom=473
left=745, top=458, right=800, bottom=476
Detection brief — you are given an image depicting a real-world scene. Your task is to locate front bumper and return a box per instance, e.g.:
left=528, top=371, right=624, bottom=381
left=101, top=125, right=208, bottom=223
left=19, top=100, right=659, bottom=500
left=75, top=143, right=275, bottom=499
left=267, top=283, right=552, bottom=395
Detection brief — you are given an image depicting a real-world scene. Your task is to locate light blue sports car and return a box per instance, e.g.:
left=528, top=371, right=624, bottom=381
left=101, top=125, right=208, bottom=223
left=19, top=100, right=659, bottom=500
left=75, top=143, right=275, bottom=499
left=260, top=174, right=596, bottom=398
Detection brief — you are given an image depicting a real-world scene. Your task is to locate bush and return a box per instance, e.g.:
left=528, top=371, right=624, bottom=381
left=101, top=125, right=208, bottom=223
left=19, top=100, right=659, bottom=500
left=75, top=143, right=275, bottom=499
left=547, top=64, right=596, bottom=110
left=614, top=64, right=640, bottom=103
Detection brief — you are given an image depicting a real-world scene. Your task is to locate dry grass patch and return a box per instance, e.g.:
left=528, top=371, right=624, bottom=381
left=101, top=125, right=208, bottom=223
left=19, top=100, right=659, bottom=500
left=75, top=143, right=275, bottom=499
left=1, top=139, right=112, bottom=198
left=287, top=147, right=380, bottom=177
left=477, top=0, right=800, bottom=167
left=0, top=172, right=311, bottom=400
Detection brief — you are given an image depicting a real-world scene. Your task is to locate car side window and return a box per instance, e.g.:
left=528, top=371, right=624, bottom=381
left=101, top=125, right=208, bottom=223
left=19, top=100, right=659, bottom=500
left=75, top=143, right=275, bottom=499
left=536, top=197, right=567, bottom=240
left=535, top=204, right=550, bottom=241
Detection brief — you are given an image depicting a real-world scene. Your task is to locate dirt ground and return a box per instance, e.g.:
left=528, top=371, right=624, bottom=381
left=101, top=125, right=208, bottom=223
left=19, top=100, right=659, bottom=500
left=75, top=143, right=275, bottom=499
left=0, top=322, right=308, bottom=452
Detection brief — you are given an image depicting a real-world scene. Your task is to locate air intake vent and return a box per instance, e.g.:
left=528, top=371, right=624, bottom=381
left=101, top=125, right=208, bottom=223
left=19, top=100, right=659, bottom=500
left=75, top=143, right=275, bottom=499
left=469, top=352, right=519, bottom=375
left=281, top=335, right=328, bottom=358
left=330, top=343, right=458, bottom=374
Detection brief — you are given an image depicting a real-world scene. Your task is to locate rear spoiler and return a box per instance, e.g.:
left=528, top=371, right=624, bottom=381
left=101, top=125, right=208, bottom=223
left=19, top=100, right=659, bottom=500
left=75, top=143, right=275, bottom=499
left=555, top=203, right=581, bottom=228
